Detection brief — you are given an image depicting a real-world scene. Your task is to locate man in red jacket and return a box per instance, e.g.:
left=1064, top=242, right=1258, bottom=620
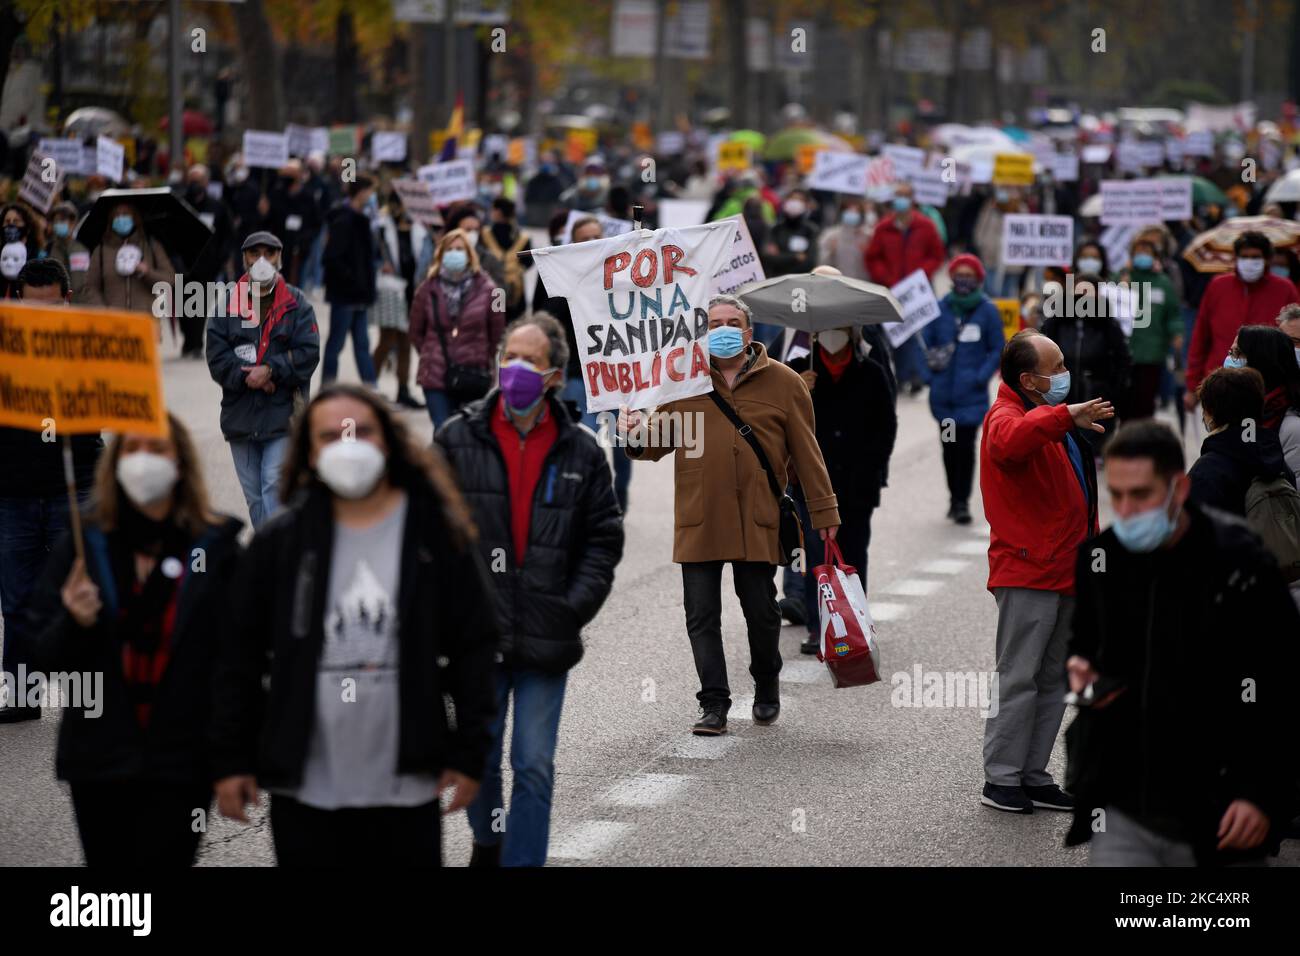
left=1184, top=231, right=1298, bottom=412
left=979, top=329, right=1113, bottom=815
left=865, top=182, right=946, bottom=392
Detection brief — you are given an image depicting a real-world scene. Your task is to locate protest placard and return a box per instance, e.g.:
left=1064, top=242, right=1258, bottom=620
left=372, top=131, right=408, bottom=164
left=882, top=144, right=926, bottom=179
left=885, top=269, right=942, bottom=348
left=1100, top=178, right=1192, bottom=225
left=717, top=141, right=751, bottom=172
left=657, top=199, right=711, bottom=229
left=1001, top=214, right=1073, bottom=266
left=0, top=302, right=166, bottom=437
left=709, top=215, right=766, bottom=298
left=416, top=158, right=478, bottom=205
left=286, top=124, right=329, bottom=158
left=1184, top=130, right=1215, bottom=157
left=795, top=144, right=822, bottom=175
left=530, top=222, right=735, bottom=412
left=1137, top=141, right=1165, bottom=169
left=328, top=126, right=359, bottom=156
left=561, top=209, right=635, bottom=244
left=1100, top=223, right=1140, bottom=271
left=1081, top=144, right=1112, bottom=164
left=656, top=131, right=686, bottom=155
left=391, top=178, right=441, bottom=227
left=18, top=152, right=63, bottom=214
left=992, top=152, right=1033, bottom=185
left=807, top=151, right=870, bottom=194
left=37, top=138, right=86, bottom=176
left=993, top=298, right=1022, bottom=344
left=243, top=130, right=289, bottom=169
left=907, top=167, right=950, bottom=207
left=96, top=136, right=125, bottom=182
left=1052, top=151, right=1079, bottom=182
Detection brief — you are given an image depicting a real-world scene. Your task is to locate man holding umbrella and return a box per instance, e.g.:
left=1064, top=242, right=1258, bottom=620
left=618, top=294, right=840, bottom=735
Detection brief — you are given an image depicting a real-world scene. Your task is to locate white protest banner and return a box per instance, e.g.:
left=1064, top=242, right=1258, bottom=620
left=416, top=158, right=477, bottom=205
left=1081, top=144, right=1112, bottom=164
left=656, top=131, right=686, bottom=155
left=1184, top=130, right=1215, bottom=157
left=807, top=151, right=870, bottom=195
left=709, top=215, right=765, bottom=297
left=1100, top=178, right=1192, bottom=225
left=906, top=167, right=950, bottom=207
left=285, top=124, right=328, bottom=158
left=391, top=178, right=441, bottom=227
left=864, top=156, right=897, bottom=200
left=1158, top=177, right=1193, bottom=221
left=243, top=130, right=289, bottom=169
left=37, top=138, right=86, bottom=176
left=372, top=131, right=408, bottom=164
left=1103, top=280, right=1144, bottom=338
left=1116, top=141, right=1144, bottom=174
left=1052, top=151, right=1079, bottom=182
left=1001, top=214, right=1073, bottom=267
left=561, top=209, right=635, bottom=244
left=530, top=222, right=735, bottom=412
left=885, top=269, right=941, bottom=349
left=1099, top=223, right=1139, bottom=272
left=882, top=144, right=925, bottom=179
left=1137, top=141, right=1165, bottom=169
left=96, top=136, right=124, bottom=182
left=657, top=198, right=710, bottom=229
left=18, top=152, right=63, bottom=214
left=480, top=134, right=509, bottom=163
left=1164, top=137, right=1184, bottom=166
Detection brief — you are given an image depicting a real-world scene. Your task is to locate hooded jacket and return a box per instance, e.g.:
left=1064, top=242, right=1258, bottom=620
left=1188, top=423, right=1295, bottom=516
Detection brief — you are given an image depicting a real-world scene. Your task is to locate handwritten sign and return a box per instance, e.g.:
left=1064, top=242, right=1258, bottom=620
left=1001, top=214, right=1073, bottom=267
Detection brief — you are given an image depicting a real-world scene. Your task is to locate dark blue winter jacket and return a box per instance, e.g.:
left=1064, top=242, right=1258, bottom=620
left=922, top=294, right=1005, bottom=427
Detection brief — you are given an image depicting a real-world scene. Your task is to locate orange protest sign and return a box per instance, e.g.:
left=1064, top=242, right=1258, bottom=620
left=0, top=302, right=166, bottom=437
left=796, top=144, right=824, bottom=175
left=566, top=129, right=598, bottom=164
left=993, top=153, right=1034, bottom=186
left=632, top=122, right=653, bottom=152
left=993, top=298, right=1022, bottom=343
left=507, top=137, right=528, bottom=167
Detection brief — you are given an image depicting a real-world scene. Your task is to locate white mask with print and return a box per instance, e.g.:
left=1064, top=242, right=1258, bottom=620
left=115, top=243, right=143, bottom=277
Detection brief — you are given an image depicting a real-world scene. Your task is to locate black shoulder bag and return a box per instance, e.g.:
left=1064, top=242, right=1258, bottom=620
left=431, top=284, right=492, bottom=402
left=708, top=391, right=805, bottom=567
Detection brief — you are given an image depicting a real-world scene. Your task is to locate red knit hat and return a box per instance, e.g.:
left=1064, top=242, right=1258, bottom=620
left=948, top=253, right=985, bottom=282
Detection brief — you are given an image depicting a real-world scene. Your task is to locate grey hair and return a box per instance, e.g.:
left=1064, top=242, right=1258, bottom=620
left=500, top=311, right=570, bottom=373
left=708, top=294, right=753, bottom=327
left=1277, top=303, right=1300, bottom=326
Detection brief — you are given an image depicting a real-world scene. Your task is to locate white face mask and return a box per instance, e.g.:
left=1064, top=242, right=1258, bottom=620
left=1076, top=256, right=1102, bottom=275
left=116, top=452, right=179, bottom=508
left=1237, top=258, right=1266, bottom=282
left=819, top=329, right=850, bottom=353
left=248, top=256, right=278, bottom=290
left=0, top=242, right=26, bottom=279
left=783, top=200, right=807, bottom=218
left=115, top=243, right=142, bottom=277
left=316, top=439, right=386, bottom=500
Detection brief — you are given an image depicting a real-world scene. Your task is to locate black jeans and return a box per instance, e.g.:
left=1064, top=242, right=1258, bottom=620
left=681, top=561, right=782, bottom=708
left=800, top=507, right=873, bottom=639
left=941, top=423, right=979, bottom=506
left=270, top=795, right=442, bottom=867
left=70, top=781, right=212, bottom=866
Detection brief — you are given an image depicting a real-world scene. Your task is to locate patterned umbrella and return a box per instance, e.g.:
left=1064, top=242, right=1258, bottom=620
left=1181, top=215, right=1300, bottom=273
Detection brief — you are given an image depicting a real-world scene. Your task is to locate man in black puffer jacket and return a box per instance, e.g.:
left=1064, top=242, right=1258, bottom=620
left=436, top=312, right=624, bottom=868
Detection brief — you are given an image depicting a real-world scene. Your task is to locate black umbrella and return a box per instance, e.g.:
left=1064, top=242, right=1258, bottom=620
left=76, top=187, right=213, bottom=265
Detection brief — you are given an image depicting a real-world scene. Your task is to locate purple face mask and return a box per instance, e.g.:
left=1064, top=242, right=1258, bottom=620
left=499, top=360, right=553, bottom=413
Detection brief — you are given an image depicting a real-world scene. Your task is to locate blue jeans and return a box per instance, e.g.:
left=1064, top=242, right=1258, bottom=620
left=322, top=304, right=377, bottom=385
left=0, top=492, right=87, bottom=700
left=229, top=436, right=287, bottom=529
left=467, top=668, right=568, bottom=867
left=561, top=377, right=630, bottom=511
left=424, top=388, right=459, bottom=431
left=893, top=332, right=926, bottom=386
left=300, top=232, right=324, bottom=293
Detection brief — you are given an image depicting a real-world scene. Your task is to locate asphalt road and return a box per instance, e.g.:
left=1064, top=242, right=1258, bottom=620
left=2, top=289, right=1295, bottom=868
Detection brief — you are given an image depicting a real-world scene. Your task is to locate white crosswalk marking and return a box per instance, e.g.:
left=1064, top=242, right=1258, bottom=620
left=950, top=540, right=990, bottom=555
left=882, top=578, right=943, bottom=597
left=670, top=735, right=742, bottom=759
left=599, top=773, right=691, bottom=807
left=779, top=660, right=828, bottom=684
left=867, top=602, right=909, bottom=621
left=917, top=559, right=969, bottom=575
left=547, top=821, right=633, bottom=860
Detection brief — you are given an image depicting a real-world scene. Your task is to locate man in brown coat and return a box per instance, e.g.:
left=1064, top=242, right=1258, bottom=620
left=619, top=294, right=840, bottom=735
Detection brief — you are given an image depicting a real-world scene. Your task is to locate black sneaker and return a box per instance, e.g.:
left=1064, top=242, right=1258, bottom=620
left=692, top=705, right=728, bottom=736
left=778, top=597, right=806, bottom=627
left=952, top=501, right=972, bottom=525
left=1024, top=783, right=1074, bottom=811
left=800, top=634, right=819, bottom=655
left=980, top=782, right=1034, bottom=814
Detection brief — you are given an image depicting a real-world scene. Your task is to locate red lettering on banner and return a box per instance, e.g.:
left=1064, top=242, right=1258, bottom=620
left=662, top=245, right=696, bottom=283
left=631, top=250, right=657, bottom=288
left=585, top=362, right=602, bottom=397
left=617, top=363, right=634, bottom=392
left=603, top=252, right=631, bottom=290
left=632, top=361, right=650, bottom=390
left=689, top=342, right=709, bottom=377
left=651, top=351, right=663, bottom=386
left=665, top=347, right=686, bottom=381
left=599, top=362, right=618, bottom=394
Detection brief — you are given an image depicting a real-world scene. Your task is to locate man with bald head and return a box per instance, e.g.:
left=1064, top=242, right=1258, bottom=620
left=978, top=329, right=1113, bottom=816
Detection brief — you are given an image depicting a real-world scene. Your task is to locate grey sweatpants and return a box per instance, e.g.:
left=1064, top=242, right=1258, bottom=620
left=1090, top=805, right=1269, bottom=867
left=982, top=587, right=1074, bottom=788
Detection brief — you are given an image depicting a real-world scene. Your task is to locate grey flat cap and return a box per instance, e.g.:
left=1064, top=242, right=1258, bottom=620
left=241, top=230, right=283, bottom=251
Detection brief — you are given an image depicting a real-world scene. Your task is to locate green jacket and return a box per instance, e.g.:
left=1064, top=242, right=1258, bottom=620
left=1127, top=268, right=1180, bottom=365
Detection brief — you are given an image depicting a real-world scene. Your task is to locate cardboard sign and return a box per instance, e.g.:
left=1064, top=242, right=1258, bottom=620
left=885, top=269, right=942, bottom=348
left=796, top=144, right=823, bottom=176
left=906, top=167, right=950, bottom=207
left=372, top=131, right=408, bottom=164
left=717, top=141, right=752, bottom=172
left=328, top=126, right=360, bottom=156
left=286, top=124, right=329, bottom=158
left=560, top=209, right=635, bottom=244
left=18, top=152, right=63, bottom=214
left=37, top=138, right=86, bottom=177
left=992, top=152, right=1033, bottom=186
left=391, top=178, right=441, bottom=227
left=882, top=144, right=925, bottom=179
left=807, top=152, right=870, bottom=195
left=1100, top=223, right=1139, bottom=272
left=529, top=222, right=735, bottom=412
left=416, top=158, right=478, bottom=205
left=709, top=214, right=766, bottom=297
left=1100, top=178, right=1193, bottom=225
left=243, top=130, right=289, bottom=169
left=1001, top=214, right=1073, bottom=266
left=96, top=136, right=125, bottom=182
left=993, top=298, right=1021, bottom=344
left=0, top=302, right=166, bottom=436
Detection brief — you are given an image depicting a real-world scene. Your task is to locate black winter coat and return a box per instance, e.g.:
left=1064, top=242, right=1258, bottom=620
left=209, top=480, right=498, bottom=787
left=1040, top=313, right=1132, bottom=407
left=322, top=202, right=377, bottom=305
left=1189, top=425, right=1295, bottom=516
left=435, top=391, right=625, bottom=674
left=1065, top=502, right=1300, bottom=864
left=31, top=516, right=244, bottom=785
left=787, top=348, right=897, bottom=512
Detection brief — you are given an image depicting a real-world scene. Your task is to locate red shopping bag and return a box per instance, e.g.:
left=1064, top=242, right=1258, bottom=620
left=813, top=539, right=882, bottom=688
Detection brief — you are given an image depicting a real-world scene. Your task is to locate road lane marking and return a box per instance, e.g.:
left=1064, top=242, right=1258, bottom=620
left=867, top=602, right=908, bottom=621
left=670, top=736, right=742, bottom=759
left=547, top=820, right=633, bottom=860
left=779, top=660, right=827, bottom=684
left=950, top=540, right=990, bottom=555
left=881, top=578, right=943, bottom=597
left=917, top=559, right=969, bottom=575
left=599, top=773, right=692, bottom=807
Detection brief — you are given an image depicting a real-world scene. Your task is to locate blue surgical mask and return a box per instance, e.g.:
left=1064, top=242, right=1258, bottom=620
left=707, top=326, right=746, bottom=359
left=53, top=222, right=70, bottom=239
left=442, top=249, right=469, bottom=273
left=112, top=215, right=135, bottom=237
left=1030, top=370, right=1071, bottom=405
left=1132, top=253, right=1154, bottom=271
left=891, top=197, right=911, bottom=214
left=1223, top=354, right=1247, bottom=369
left=841, top=210, right=862, bottom=227
left=1112, top=485, right=1178, bottom=553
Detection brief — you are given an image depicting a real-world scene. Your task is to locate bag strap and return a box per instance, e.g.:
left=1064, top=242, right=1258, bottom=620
left=430, top=284, right=453, bottom=360
left=708, top=391, right=784, bottom=500
left=824, top=536, right=846, bottom=568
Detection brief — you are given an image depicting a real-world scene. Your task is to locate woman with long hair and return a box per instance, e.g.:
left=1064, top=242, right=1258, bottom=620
left=212, top=383, right=498, bottom=866
left=407, top=228, right=502, bottom=429
left=29, top=414, right=243, bottom=866
left=1234, top=324, right=1300, bottom=483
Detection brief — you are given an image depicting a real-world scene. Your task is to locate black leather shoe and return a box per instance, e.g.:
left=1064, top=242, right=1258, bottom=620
left=469, top=842, right=501, bottom=867
left=0, top=705, right=42, bottom=724
left=778, top=597, right=806, bottom=626
left=952, top=501, right=972, bottom=525
left=752, top=700, right=780, bottom=725
left=800, top=634, right=819, bottom=655
left=692, top=705, right=728, bottom=736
